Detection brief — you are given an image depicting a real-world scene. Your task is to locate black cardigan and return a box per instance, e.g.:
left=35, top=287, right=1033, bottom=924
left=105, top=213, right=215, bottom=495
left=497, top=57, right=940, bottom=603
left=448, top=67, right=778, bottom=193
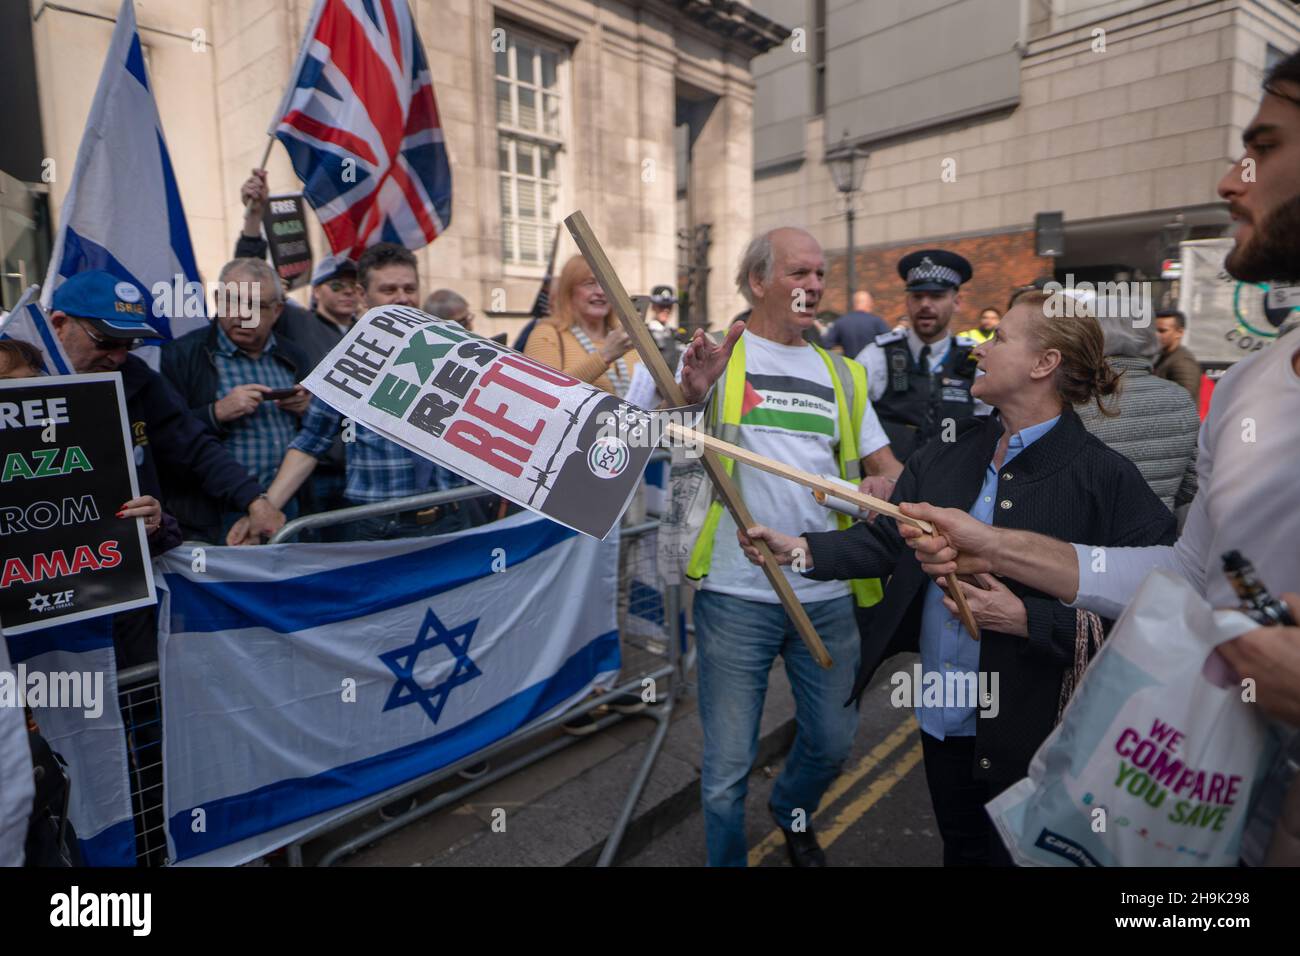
left=803, top=407, right=1176, bottom=785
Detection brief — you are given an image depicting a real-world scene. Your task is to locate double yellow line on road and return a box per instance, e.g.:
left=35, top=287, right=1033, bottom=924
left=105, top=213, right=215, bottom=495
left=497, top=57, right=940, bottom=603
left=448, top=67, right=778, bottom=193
left=748, top=716, right=922, bottom=867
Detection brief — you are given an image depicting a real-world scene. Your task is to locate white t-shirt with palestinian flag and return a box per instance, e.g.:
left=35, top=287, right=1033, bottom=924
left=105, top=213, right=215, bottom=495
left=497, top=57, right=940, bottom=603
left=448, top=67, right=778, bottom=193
left=702, top=331, right=889, bottom=603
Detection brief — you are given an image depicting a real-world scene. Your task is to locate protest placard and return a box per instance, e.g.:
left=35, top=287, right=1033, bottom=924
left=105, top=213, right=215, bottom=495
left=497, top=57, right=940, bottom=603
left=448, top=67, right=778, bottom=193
left=265, top=193, right=313, bottom=291
left=0, top=373, right=156, bottom=635
left=301, top=305, right=662, bottom=538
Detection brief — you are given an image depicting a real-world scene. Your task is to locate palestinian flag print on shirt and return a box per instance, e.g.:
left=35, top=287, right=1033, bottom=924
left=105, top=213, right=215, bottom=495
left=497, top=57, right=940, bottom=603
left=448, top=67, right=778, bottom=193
left=740, top=374, right=836, bottom=439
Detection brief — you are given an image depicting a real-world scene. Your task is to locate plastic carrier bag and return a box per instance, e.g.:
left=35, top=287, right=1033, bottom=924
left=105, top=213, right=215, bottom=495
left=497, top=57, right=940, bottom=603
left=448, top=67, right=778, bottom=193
left=987, top=570, right=1275, bottom=866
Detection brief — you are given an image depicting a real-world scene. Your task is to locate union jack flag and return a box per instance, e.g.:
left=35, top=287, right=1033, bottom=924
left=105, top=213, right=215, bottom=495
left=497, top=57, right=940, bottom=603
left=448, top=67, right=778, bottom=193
left=270, top=0, right=451, bottom=259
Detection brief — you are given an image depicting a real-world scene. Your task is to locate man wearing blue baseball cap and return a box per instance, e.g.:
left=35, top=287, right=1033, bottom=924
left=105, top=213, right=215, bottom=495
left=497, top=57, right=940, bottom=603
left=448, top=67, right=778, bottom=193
left=49, top=270, right=286, bottom=545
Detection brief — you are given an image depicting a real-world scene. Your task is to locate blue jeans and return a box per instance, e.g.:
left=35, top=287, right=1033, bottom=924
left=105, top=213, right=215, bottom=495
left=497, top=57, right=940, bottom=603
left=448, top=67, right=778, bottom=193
left=694, top=589, right=860, bottom=867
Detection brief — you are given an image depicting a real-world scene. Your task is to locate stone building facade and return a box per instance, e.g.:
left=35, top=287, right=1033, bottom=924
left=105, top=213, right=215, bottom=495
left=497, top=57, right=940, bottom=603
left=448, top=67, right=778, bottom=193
left=750, top=0, right=1300, bottom=331
left=12, top=0, right=784, bottom=338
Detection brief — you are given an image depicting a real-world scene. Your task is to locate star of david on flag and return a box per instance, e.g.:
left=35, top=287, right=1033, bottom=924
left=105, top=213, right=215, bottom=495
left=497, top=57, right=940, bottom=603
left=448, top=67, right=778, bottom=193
left=380, top=607, right=482, bottom=724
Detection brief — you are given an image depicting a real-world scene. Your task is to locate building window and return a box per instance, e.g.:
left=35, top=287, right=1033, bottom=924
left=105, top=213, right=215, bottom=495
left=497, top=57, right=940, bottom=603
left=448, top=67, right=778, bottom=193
left=495, top=29, right=566, bottom=269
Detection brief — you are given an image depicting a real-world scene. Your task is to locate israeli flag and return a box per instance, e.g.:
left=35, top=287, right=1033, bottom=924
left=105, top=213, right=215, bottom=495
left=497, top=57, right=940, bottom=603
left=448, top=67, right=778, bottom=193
left=0, top=634, right=34, bottom=866
left=3, top=618, right=136, bottom=866
left=156, top=513, right=621, bottom=865
left=41, top=0, right=206, bottom=362
left=0, top=285, right=73, bottom=375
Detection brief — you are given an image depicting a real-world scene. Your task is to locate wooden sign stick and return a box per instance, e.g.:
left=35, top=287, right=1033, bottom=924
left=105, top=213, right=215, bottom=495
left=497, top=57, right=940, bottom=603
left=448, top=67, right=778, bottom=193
left=564, top=211, right=834, bottom=669
left=665, top=424, right=982, bottom=641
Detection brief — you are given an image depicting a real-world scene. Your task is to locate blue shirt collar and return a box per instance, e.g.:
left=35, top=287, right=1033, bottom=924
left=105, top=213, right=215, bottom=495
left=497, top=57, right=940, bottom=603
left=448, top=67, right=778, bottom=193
left=1005, top=414, right=1060, bottom=454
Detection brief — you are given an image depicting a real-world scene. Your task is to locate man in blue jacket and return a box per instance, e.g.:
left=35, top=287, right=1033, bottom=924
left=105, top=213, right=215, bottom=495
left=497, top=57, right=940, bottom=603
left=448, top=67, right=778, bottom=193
left=47, top=270, right=286, bottom=544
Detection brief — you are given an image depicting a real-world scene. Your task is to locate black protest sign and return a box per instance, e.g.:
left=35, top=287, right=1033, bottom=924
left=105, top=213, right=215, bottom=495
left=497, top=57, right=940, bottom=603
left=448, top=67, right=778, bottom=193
left=0, top=373, right=156, bottom=635
left=265, top=193, right=313, bottom=291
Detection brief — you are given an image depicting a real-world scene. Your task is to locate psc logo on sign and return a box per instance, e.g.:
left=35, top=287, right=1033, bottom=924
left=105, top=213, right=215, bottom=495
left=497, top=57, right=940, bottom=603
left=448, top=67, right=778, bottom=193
left=586, top=436, right=629, bottom=479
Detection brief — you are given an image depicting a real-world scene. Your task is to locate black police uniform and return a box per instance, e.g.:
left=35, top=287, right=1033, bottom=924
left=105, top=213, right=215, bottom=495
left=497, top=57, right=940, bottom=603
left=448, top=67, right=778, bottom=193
left=873, top=250, right=979, bottom=461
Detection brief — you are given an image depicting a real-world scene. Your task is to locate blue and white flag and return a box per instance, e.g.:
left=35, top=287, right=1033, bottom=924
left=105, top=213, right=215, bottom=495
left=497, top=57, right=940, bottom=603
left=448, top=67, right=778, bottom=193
left=0, top=285, right=73, bottom=375
left=41, top=0, right=206, bottom=358
left=156, top=512, right=620, bottom=865
left=0, top=633, right=34, bottom=866
left=3, top=617, right=136, bottom=866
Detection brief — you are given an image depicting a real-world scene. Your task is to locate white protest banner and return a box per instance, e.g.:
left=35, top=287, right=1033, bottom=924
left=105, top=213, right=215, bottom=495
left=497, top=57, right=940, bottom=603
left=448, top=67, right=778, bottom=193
left=302, top=305, right=660, bottom=538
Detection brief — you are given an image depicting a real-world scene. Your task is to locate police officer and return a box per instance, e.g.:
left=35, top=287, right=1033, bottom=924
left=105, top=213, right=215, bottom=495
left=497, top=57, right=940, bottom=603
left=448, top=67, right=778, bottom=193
left=855, top=249, right=987, bottom=461
left=648, top=283, right=684, bottom=369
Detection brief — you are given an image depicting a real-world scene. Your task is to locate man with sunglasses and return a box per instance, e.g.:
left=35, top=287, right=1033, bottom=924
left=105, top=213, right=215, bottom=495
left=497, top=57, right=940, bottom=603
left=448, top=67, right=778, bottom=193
left=273, top=255, right=362, bottom=363
left=48, top=270, right=286, bottom=545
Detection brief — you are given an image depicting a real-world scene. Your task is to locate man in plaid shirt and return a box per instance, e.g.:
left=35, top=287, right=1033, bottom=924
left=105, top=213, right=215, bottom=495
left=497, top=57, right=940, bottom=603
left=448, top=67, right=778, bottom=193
left=231, top=244, right=479, bottom=543
left=162, top=258, right=312, bottom=540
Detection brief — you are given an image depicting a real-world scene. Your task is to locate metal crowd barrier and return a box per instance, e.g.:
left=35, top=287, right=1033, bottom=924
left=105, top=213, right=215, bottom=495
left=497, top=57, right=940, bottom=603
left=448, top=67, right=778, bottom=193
left=117, top=661, right=166, bottom=866
left=120, top=454, right=689, bottom=867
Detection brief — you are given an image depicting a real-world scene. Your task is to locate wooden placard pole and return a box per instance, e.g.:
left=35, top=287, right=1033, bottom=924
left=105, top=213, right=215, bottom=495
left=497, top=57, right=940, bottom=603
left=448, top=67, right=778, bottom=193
left=564, top=211, right=834, bottom=669
left=665, top=424, right=982, bottom=641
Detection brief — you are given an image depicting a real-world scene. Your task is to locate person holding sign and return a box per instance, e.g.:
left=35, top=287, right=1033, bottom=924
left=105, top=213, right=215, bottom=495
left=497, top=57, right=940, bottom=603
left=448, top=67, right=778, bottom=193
left=235, top=244, right=470, bottom=543
left=740, top=293, right=1176, bottom=866
left=46, top=271, right=286, bottom=548
left=0, top=341, right=181, bottom=557
left=675, top=227, right=902, bottom=867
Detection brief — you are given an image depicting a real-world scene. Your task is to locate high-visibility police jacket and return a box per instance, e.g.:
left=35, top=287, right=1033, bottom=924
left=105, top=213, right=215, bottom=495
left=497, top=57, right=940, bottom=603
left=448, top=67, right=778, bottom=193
left=686, top=335, right=883, bottom=608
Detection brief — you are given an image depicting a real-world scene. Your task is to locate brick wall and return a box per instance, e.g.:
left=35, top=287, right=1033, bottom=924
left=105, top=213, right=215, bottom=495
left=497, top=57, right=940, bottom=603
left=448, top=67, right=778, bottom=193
left=822, top=230, right=1054, bottom=335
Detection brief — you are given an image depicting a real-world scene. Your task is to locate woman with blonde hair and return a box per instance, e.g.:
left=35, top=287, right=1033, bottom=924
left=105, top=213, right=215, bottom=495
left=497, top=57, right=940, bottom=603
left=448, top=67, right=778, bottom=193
left=739, top=292, right=1176, bottom=865
left=524, top=255, right=642, bottom=396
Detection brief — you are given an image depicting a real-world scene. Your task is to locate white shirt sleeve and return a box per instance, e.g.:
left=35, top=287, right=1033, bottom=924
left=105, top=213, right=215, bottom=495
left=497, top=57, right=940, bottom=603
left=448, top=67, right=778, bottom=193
left=857, top=395, right=891, bottom=459
left=1070, top=412, right=1214, bottom=616
left=856, top=343, right=887, bottom=402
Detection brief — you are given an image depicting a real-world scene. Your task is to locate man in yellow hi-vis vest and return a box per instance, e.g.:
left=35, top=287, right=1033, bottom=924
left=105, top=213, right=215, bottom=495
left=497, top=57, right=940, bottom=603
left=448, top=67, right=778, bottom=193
left=676, top=227, right=903, bottom=867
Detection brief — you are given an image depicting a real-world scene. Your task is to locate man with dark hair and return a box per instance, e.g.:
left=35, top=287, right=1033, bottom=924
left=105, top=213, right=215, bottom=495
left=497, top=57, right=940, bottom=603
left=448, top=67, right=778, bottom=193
left=356, top=242, right=419, bottom=304
left=234, top=241, right=477, bottom=544
left=1153, top=308, right=1201, bottom=401
left=900, top=48, right=1300, bottom=866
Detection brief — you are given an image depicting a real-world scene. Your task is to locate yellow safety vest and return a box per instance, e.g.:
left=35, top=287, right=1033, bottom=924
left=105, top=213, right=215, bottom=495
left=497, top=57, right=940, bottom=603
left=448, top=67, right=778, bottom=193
left=685, top=335, right=883, bottom=608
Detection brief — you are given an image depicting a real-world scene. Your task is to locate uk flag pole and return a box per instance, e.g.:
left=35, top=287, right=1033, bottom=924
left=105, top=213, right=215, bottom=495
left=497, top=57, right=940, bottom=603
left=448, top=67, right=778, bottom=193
left=269, top=0, right=453, bottom=259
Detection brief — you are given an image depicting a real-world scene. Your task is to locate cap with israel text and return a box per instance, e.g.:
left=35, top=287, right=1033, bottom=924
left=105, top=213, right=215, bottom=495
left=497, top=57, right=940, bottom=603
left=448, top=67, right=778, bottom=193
left=898, top=249, right=973, bottom=292
left=51, top=270, right=162, bottom=338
